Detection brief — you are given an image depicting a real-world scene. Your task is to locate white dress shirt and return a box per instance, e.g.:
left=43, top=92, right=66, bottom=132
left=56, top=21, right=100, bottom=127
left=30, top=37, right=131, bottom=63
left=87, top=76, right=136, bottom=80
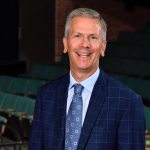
left=66, top=68, right=100, bottom=125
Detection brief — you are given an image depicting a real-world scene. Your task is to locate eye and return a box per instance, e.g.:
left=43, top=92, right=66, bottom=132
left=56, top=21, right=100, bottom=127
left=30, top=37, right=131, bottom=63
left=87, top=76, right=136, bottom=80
left=90, top=35, right=98, bottom=40
left=74, top=34, right=81, bottom=38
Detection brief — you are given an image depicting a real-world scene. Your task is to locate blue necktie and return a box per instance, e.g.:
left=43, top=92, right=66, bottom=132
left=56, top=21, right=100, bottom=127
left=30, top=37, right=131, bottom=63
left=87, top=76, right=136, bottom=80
left=65, top=84, right=84, bottom=150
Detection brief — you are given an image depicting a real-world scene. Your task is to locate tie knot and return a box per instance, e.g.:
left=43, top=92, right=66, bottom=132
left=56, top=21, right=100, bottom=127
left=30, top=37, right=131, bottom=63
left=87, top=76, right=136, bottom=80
left=74, top=84, right=83, bottom=95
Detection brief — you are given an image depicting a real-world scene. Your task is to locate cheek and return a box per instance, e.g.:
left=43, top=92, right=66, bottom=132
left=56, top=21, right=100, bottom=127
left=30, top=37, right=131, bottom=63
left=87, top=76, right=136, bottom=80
left=92, top=41, right=101, bottom=49
left=67, top=40, right=75, bottom=49
left=93, top=49, right=103, bottom=59
left=92, top=45, right=102, bottom=55
left=69, top=42, right=81, bottom=52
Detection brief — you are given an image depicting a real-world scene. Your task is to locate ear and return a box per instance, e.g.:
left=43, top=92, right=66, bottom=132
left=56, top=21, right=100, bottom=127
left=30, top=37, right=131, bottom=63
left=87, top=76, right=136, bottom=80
left=63, top=37, right=68, bottom=53
left=100, top=41, right=107, bottom=57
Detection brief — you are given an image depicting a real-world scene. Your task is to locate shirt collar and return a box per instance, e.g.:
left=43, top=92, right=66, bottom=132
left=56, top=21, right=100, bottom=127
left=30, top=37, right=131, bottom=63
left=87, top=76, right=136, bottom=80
left=69, top=68, right=100, bottom=92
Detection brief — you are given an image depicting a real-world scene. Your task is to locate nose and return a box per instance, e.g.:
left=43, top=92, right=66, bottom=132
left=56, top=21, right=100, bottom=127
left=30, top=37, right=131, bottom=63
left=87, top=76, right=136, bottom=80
left=81, top=37, right=91, bottom=48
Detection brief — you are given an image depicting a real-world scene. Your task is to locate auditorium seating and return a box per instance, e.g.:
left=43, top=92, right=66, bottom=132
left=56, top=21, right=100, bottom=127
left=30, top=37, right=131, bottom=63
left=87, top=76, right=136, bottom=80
left=145, top=106, right=150, bottom=133
left=101, top=57, right=150, bottom=78
left=23, top=63, right=69, bottom=80
left=145, top=106, right=150, bottom=149
left=0, top=62, right=70, bottom=144
left=0, top=92, right=35, bottom=144
left=0, top=75, right=46, bottom=97
left=106, top=42, right=150, bottom=60
left=117, top=31, right=150, bottom=45
left=0, top=92, right=35, bottom=120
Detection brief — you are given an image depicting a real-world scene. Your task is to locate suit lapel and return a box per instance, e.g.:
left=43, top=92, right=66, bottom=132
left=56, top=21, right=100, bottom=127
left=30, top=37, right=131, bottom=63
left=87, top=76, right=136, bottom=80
left=54, top=74, right=70, bottom=149
left=78, top=70, right=108, bottom=150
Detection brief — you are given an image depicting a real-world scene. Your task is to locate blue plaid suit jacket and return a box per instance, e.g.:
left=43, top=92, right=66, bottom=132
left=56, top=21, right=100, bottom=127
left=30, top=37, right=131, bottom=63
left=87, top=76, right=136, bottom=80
left=29, top=69, right=145, bottom=150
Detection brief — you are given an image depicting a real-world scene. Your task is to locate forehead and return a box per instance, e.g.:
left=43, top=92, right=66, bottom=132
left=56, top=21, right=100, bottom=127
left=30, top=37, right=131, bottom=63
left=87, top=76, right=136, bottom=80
left=69, top=17, right=102, bottom=34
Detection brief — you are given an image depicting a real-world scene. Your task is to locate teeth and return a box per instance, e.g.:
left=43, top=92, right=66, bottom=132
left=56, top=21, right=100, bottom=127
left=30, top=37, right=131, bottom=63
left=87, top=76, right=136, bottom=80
left=77, top=52, right=90, bottom=57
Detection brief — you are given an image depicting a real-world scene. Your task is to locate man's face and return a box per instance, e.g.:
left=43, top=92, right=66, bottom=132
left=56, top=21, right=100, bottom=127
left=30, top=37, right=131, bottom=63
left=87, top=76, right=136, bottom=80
left=63, top=17, right=106, bottom=76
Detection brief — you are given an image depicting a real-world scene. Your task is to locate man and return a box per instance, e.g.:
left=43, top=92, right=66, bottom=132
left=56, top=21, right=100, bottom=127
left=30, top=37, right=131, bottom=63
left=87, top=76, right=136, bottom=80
left=29, top=8, right=145, bottom=150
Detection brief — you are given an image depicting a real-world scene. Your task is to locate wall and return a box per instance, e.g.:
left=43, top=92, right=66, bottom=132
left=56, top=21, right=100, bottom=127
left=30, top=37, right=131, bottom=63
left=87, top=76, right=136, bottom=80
left=19, top=0, right=55, bottom=71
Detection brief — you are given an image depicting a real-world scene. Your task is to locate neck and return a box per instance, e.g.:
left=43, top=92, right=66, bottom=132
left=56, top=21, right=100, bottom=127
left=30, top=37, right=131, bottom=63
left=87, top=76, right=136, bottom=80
left=70, top=67, right=98, bottom=82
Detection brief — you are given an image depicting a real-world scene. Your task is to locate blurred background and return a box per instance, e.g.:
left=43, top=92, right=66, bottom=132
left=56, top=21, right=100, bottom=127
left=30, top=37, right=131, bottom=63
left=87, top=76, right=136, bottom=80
left=0, top=0, right=150, bottom=149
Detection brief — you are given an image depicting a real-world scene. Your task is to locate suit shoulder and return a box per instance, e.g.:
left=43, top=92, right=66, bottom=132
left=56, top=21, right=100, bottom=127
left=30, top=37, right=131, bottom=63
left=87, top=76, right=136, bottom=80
left=37, top=73, right=69, bottom=95
left=105, top=73, right=141, bottom=99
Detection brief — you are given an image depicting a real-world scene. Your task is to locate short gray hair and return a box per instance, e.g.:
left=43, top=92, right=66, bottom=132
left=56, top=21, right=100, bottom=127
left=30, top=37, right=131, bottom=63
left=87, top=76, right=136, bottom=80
left=64, top=8, right=107, bottom=41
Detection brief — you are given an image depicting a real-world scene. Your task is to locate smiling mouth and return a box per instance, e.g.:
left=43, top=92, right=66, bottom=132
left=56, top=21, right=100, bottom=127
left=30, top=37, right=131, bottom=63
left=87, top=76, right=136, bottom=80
left=76, top=52, right=91, bottom=57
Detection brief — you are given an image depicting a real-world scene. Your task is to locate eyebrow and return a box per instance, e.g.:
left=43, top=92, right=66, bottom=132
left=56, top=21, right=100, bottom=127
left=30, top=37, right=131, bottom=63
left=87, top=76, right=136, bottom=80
left=73, top=32, right=99, bottom=36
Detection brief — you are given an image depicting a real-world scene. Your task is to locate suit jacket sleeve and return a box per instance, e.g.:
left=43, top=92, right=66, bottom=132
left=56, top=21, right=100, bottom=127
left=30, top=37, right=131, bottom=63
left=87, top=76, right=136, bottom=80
left=118, top=94, right=145, bottom=150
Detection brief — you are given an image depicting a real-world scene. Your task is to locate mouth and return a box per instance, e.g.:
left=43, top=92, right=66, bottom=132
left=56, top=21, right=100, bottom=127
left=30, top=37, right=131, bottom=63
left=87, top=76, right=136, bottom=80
left=76, top=52, right=92, bottom=58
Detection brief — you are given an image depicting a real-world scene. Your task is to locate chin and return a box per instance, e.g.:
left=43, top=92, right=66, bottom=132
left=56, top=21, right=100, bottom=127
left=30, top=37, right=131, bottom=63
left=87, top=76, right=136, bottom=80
left=78, top=66, right=92, bottom=71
